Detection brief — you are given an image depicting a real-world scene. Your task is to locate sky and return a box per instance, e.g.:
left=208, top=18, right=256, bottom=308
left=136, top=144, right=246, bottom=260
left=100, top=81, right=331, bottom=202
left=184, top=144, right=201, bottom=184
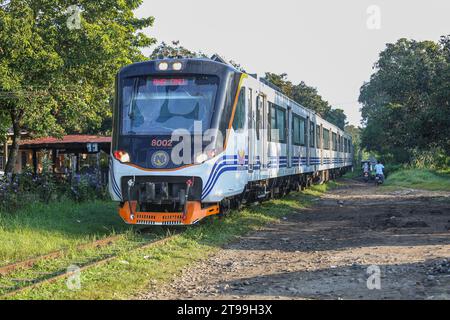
left=135, top=0, right=450, bottom=126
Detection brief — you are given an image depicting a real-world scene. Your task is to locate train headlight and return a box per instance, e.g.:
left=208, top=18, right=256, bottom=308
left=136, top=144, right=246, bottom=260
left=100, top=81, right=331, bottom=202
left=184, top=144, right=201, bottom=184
left=195, top=149, right=216, bottom=164
left=172, top=61, right=183, bottom=71
left=158, top=62, right=169, bottom=71
left=195, top=153, right=208, bottom=164
left=113, top=150, right=130, bottom=163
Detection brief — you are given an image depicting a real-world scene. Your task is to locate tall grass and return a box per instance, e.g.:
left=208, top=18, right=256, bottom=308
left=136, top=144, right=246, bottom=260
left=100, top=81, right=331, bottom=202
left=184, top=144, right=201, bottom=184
left=384, top=168, right=450, bottom=191
left=0, top=200, right=129, bottom=265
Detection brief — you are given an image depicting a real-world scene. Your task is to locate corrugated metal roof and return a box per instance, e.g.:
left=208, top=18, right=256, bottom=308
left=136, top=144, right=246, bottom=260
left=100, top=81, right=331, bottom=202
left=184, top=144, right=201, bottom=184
left=20, top=135, right=111, bottom=146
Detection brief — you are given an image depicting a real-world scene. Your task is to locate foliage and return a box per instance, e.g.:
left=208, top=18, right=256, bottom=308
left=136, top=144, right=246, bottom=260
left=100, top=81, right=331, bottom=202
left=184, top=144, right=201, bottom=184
left=324, top=108, right=347, bottom=130
left=0, top=166, right=108, bottom=212
left=384, top=168, right=450, bottom=191
left=38, top=156, right=58, bottom=203
left=359, top=36, right=450, bottom=164
left=409, top=147, right=450, bottom=170
left=69, top=173, right=108, bottom=202
left=150, top=41, right=206, bottom=59
left=344, top=124, right=364, bottom=163
left=0, top=0, right=155, bottom=172
left=149, top=41, right=246, bottom=71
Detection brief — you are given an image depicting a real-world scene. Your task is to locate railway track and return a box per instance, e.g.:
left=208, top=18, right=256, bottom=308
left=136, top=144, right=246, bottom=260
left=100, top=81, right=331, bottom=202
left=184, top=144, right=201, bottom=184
left=0, top=235, right=123, bottom=276
left=0, top=230, right=180, bottom=298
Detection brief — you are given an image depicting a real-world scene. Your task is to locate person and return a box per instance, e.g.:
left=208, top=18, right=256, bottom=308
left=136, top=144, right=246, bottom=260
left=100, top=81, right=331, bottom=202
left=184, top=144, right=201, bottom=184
left=374, top=160, right=385, bottom=182
left=362, top=162, right=370, bottom=181
left=363, top=162, right=369, bottom=173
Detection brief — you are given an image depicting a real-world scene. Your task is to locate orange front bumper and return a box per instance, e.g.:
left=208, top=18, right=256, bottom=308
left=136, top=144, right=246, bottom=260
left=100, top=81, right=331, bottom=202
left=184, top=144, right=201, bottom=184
left=118, top=201, right=220, bottom=225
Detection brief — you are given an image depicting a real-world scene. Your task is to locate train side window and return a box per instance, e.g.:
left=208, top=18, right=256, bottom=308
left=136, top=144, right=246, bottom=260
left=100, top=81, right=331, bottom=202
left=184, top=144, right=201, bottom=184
left=292, top=114, right=305, bottom=146
left=232, top=87, right=246, bottom=131
left=344, top=138, right=347, bottom=153
left=323, top=128, right=330, bottom=150
left=310, top=122, right=315, bottom=147
left=332, top=132, right=337, bottom=151
left=269, top=103, right=286, bottom=143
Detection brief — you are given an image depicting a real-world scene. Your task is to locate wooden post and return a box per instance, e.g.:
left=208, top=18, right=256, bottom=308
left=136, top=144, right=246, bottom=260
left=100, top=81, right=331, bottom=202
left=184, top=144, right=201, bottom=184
left=76, top=153, right=80, bottom=173
left=52, top=149, right=57, bottom=173
left=96, top=151, right=101, bottom=185
left=32, top=150, right=37, bottom=175
left=3, top=142, right=7, bottom=166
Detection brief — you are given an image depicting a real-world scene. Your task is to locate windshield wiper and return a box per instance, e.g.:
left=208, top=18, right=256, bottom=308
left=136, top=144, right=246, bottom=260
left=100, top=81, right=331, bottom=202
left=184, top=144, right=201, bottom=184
left=128, top=78, right=139, bottom=120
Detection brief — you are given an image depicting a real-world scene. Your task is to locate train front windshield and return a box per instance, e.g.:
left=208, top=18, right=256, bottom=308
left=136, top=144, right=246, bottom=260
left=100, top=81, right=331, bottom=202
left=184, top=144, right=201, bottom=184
left=121, top=75, right=219, bottom=135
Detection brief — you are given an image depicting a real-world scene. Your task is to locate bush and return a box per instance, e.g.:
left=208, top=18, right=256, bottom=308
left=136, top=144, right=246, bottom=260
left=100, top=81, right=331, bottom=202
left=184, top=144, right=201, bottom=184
left=0, top=164, right=108, bottom=213
left=409, top=147, right=449, bottom=170
left=69, top=174, right=107, bottom=202
left=0, top=175, right=20, bottom=212
left=384, top=163, right=404, bottom=176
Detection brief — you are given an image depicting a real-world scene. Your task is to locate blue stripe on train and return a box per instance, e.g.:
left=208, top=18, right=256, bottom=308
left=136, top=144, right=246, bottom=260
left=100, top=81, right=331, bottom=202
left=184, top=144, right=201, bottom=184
left=201, top=156, right=349, bottom=199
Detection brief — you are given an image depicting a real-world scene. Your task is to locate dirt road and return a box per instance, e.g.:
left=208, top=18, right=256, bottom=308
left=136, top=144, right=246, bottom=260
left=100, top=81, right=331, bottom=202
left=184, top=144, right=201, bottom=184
left=140, top=179, right=450, bottom=300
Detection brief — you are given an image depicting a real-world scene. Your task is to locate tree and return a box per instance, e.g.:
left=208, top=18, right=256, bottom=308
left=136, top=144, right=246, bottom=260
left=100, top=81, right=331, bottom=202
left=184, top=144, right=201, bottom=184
left=359, top=37, right=450, bottom=163
left=324, top=108, right=347, bottom=130
left=0, top=0, right=155, bottom=173
left=345, top=124, right=365, bottom=164
left=150, top=41, right=206, bottom=60
left=292, top=81, right=331, bottom=117
left=264, top=72, right=294, bottom=98
left=149, top=41, right=247, bottom=71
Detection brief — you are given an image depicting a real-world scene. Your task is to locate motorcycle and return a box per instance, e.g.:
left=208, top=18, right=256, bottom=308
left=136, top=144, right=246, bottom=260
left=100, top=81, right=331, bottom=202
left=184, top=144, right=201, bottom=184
left=363, top=171, right=369, bottom=182
left=375, top=174, right=384, bottom=186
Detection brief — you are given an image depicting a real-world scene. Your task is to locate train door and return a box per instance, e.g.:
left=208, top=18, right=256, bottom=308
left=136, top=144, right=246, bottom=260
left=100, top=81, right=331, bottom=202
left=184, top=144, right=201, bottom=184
left=320, top=124, right=323, bottom=165
left=306, top=117, right=311, bottom=167
left=287, top=106, right=292, bottom=168
left=248, top=88, right=254, bottom=173
left=256, top=94, right=268, bottom=171
left=310, top=121, right=316, bottom=168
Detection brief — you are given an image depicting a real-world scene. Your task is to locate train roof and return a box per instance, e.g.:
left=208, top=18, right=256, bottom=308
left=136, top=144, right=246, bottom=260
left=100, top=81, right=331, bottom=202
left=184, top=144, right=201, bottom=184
left=118, top=57, right=350, bottom=138
left=118, top=57, right=241, bottom=78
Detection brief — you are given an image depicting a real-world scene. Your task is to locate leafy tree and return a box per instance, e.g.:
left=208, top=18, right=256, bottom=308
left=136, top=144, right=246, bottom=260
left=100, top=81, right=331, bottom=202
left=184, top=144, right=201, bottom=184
left=264, top=72, right=294, bottom=98
left=149, top=41, right=246, bottom=71
left=150, top=41, right=206, bottom=59
left=324, top=108, right=347, bottom=130
left=344, top=124, right=365, bottom=164
left=0, top=0, right=155, bottom=173
left=292, top=81, right=331, bottom=117
left=359, top=37, right=450, bottom=163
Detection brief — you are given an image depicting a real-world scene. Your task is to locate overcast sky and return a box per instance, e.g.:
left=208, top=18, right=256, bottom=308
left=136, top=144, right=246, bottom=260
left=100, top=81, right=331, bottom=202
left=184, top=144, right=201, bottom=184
left=135, top=0, right=450, bottom=126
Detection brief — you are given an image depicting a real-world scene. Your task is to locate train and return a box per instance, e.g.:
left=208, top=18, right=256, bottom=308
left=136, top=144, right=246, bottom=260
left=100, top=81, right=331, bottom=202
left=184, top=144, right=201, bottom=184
left=109, top=57, right=353, bottom=225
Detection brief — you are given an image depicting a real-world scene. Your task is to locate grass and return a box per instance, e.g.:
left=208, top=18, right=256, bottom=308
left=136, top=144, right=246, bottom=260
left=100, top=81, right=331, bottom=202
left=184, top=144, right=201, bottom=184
left=0, top=201, right=132, bottom=266
left=383, top=168, right=450, bottom=191
left=342, top=170, right=360, bottom=179
left=0, top=181, right=338, bottom=300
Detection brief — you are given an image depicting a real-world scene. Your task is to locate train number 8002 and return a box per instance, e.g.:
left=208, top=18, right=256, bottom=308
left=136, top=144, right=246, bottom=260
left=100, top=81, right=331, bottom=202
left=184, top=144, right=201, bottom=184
left=151, top=139, right=172, bottom=148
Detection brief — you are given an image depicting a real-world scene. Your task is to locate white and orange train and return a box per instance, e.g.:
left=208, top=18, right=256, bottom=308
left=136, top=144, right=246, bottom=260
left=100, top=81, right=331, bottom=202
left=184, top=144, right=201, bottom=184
left=109, top=57, right=353, bottom=225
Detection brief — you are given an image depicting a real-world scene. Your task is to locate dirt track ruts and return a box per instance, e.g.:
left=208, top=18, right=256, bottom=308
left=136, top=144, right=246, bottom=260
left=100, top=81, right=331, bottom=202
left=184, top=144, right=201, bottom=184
left=139, top=179, right=450, bottom=300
